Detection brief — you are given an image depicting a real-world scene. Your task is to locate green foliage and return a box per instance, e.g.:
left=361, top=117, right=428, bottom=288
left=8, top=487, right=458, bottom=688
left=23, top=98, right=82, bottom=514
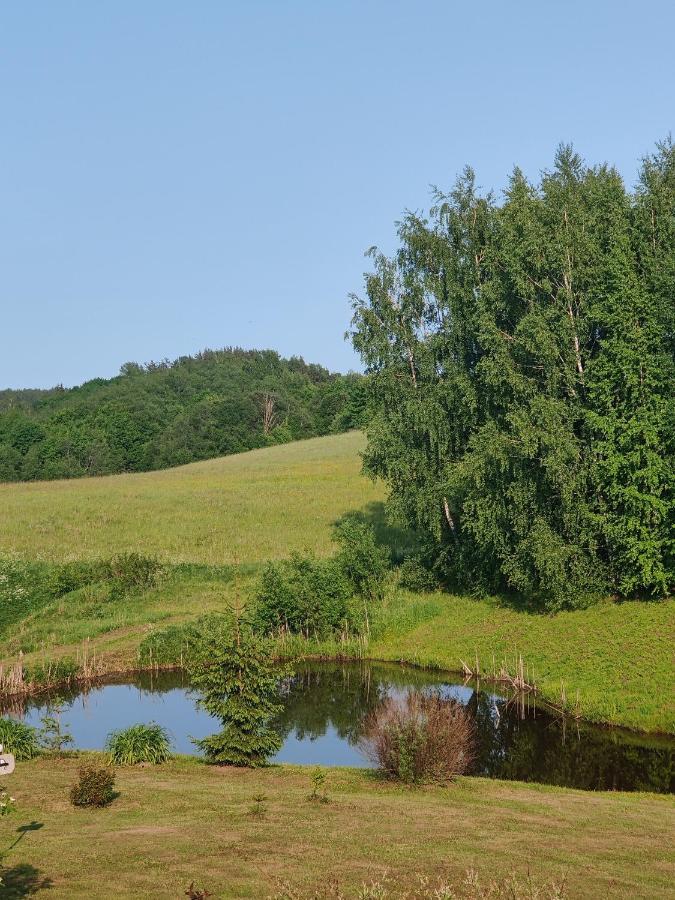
left=254, top=555, right=355, bottom=638
left=105, top=723, right=172, bottom=765
left=26, top=657, right=79, bottom=686
left=350, top=142, right=674, bottom=608
left=397, top=557, right=440, bottom=593
left=307, top=768, right=329, bottom=803
left=138, top=614, right=231, bottom=667
left=333, top=518, right=390, bottom=601
left=39, top=700, right=74, bottom=753
left=69, top=763, right=117, bottom=807
left=189, top=616, right=290, bottom=767
left=0, top=348, right=366, bottom=482
left=105, top=552, right=163, bottom=600
left=0, top=718, right=40, bottom=760
left=0, top=789, right=16, bottom=817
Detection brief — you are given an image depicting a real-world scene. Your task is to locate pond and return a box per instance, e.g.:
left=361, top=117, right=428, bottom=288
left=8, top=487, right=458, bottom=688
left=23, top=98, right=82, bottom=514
left=8, top=661, right=674, bottom=794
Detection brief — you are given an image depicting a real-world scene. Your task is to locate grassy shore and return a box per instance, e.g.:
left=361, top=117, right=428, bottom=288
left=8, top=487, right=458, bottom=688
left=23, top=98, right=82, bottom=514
left=1, top=756, right=673, bottom=899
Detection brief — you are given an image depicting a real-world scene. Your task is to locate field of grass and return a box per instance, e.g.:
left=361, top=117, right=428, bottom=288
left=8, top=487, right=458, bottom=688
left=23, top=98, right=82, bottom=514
left=2, top=756, right=673, bottom=899
left=0, top=432, right=385, bottom=564
left=1, top=432, right=673, bottom=734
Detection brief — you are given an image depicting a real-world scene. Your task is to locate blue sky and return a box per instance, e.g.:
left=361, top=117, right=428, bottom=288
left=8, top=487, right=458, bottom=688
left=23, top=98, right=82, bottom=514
left=2, top=1, right=673, bottom=388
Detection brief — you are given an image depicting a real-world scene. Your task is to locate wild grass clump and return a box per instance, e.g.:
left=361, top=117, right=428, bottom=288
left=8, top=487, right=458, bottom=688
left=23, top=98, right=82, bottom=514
left=70, top=763, right=117, bottom=807
left=360, top=691, right=474, bottom=784
left=25, top=657, right=79, bottom=687
left=105, top=723, right=172, bottom=765
left=0, top=717, right=40, bottom=760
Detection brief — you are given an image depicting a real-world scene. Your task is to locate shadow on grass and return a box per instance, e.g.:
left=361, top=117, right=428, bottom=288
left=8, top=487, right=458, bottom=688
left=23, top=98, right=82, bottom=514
left=0, top=863, right=53, bottom=897
left=335, top=501, right=420, bottom=562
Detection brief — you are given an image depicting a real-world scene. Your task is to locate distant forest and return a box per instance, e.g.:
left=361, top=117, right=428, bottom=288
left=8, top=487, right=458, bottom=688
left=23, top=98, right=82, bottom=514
left=0, top=348, right=366, bottom=481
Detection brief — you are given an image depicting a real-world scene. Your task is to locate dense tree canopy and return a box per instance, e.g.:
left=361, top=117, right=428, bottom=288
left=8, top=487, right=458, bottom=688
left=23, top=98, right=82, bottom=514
left=350, top=142, right=674, bottom=608
left=0, top=348, right=366, bottom=481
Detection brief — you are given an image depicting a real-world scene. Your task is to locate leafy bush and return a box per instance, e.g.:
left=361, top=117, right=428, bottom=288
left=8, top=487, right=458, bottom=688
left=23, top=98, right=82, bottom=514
left=138, top=614, right=230, bottom=667
left=398, top=557, right=440, bottom=593
left=0, top=558, right=53, bottom=633
left=0, top=718, right=40, bottom=760
left=254, top=555, right=355, bottom=638
left=70, top=763, right=117, bottom=807
left=106, top=553, right=163, bottom=599
left=105, top=723, right=172, bottom=765
left=333, top=518, right=389, bottom=601
left=46, top=560, right=107, bottom=597
left=360, top=691, right=474, bottom=784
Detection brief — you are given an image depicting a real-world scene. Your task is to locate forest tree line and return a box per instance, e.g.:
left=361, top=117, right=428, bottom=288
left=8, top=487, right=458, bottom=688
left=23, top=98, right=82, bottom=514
left=0, top=348, right=365, bottom=481
left=350, top=141, right=674, bottom=608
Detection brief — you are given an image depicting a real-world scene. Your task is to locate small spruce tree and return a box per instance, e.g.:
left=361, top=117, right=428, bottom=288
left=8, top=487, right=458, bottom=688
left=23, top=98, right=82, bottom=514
left=189, top=614, right=289, bottom=766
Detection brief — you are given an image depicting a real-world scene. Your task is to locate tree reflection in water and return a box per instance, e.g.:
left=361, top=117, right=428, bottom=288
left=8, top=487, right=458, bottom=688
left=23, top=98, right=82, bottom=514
left=274, top=662, right=674, bottom=794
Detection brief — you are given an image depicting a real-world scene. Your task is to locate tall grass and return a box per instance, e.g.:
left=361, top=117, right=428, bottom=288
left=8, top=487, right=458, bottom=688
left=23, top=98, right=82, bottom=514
left=105, top=723, right=172, bottom=765
left=0, top=717, right=41, bottom=760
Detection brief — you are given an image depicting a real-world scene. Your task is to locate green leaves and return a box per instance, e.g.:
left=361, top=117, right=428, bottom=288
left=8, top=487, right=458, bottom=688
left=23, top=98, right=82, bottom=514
left=351, top=141, right=674, bottom=608
left=189, top=616, right=291, bottom=767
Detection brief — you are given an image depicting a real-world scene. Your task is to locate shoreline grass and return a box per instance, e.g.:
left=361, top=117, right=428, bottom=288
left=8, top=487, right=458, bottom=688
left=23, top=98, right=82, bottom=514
left=2, top=756, right=673, bottom=899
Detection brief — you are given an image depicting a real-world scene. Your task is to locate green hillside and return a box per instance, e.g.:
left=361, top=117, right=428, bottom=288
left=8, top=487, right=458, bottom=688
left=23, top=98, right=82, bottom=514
left=0, top=347, right=365, bottom=482
left=0, top=431, right=383, bottom=564
left=1, top=431, right=673, bottom=733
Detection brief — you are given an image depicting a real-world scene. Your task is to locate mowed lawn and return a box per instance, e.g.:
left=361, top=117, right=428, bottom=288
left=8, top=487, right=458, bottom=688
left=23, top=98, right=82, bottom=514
left=4, top=757, right=674, bottom=899
left=0, top=432, right=385, bottom=564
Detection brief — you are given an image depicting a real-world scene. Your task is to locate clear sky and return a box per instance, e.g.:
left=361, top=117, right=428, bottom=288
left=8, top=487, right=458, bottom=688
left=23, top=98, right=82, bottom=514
left=2, top=1, right=673, bottom=388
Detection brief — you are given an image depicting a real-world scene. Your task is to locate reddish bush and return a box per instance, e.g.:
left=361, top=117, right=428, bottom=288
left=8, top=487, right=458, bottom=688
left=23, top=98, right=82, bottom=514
left=359, top=691, right=474, bottom=783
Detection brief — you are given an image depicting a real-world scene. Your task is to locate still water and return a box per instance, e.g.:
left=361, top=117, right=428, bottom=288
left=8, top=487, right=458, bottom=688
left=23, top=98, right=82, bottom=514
left=10, top=662, right=674, bottom=794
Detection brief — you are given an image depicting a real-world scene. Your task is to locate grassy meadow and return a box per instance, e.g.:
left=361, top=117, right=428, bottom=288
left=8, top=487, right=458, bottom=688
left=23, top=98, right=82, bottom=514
left=3, top=756, right=674, bottom=899
left=1, top=432, right=673, bottom=734
left=0, top=431, right=385, bottom=564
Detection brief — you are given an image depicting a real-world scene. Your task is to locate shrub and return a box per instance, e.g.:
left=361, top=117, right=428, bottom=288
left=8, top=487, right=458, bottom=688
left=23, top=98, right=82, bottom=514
left=0, top=718, right=40, bottom=760
left=106, top=552, right=162, bottom=599
left=398, top=557, right=440, bottom=593
left=359, top=691, right=474, bottom=784
left=69, top=763, right=116, bottom=807
left=254, top=555, right=354, bottom=638
left=105, top=723, right=172, bottom=765
left=46, top=560, right=106, bottom=597
left=333, top=518, right=390, bottom=601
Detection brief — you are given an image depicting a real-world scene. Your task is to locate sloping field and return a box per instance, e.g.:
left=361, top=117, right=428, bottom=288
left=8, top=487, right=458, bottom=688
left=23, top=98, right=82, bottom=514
left=0, top=431, right=385, bottom=564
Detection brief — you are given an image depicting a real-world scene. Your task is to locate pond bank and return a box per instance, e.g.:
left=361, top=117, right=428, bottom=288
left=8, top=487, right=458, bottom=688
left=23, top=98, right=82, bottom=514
left=7, top=663, right=675, bottom=793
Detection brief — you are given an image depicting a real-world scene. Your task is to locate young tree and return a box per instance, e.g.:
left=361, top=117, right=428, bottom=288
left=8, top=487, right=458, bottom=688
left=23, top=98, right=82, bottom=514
left=189, top=615, right=290, bottom=767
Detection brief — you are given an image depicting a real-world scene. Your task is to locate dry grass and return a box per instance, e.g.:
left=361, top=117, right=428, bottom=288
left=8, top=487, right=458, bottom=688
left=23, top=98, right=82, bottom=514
left=0, top=432, right=384, bottom=564
left=2, top=757, right=673, bottom=899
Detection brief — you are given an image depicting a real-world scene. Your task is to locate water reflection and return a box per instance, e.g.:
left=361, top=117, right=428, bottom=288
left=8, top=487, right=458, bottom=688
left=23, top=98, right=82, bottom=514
left=6, top=662, right=673, bottom=794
